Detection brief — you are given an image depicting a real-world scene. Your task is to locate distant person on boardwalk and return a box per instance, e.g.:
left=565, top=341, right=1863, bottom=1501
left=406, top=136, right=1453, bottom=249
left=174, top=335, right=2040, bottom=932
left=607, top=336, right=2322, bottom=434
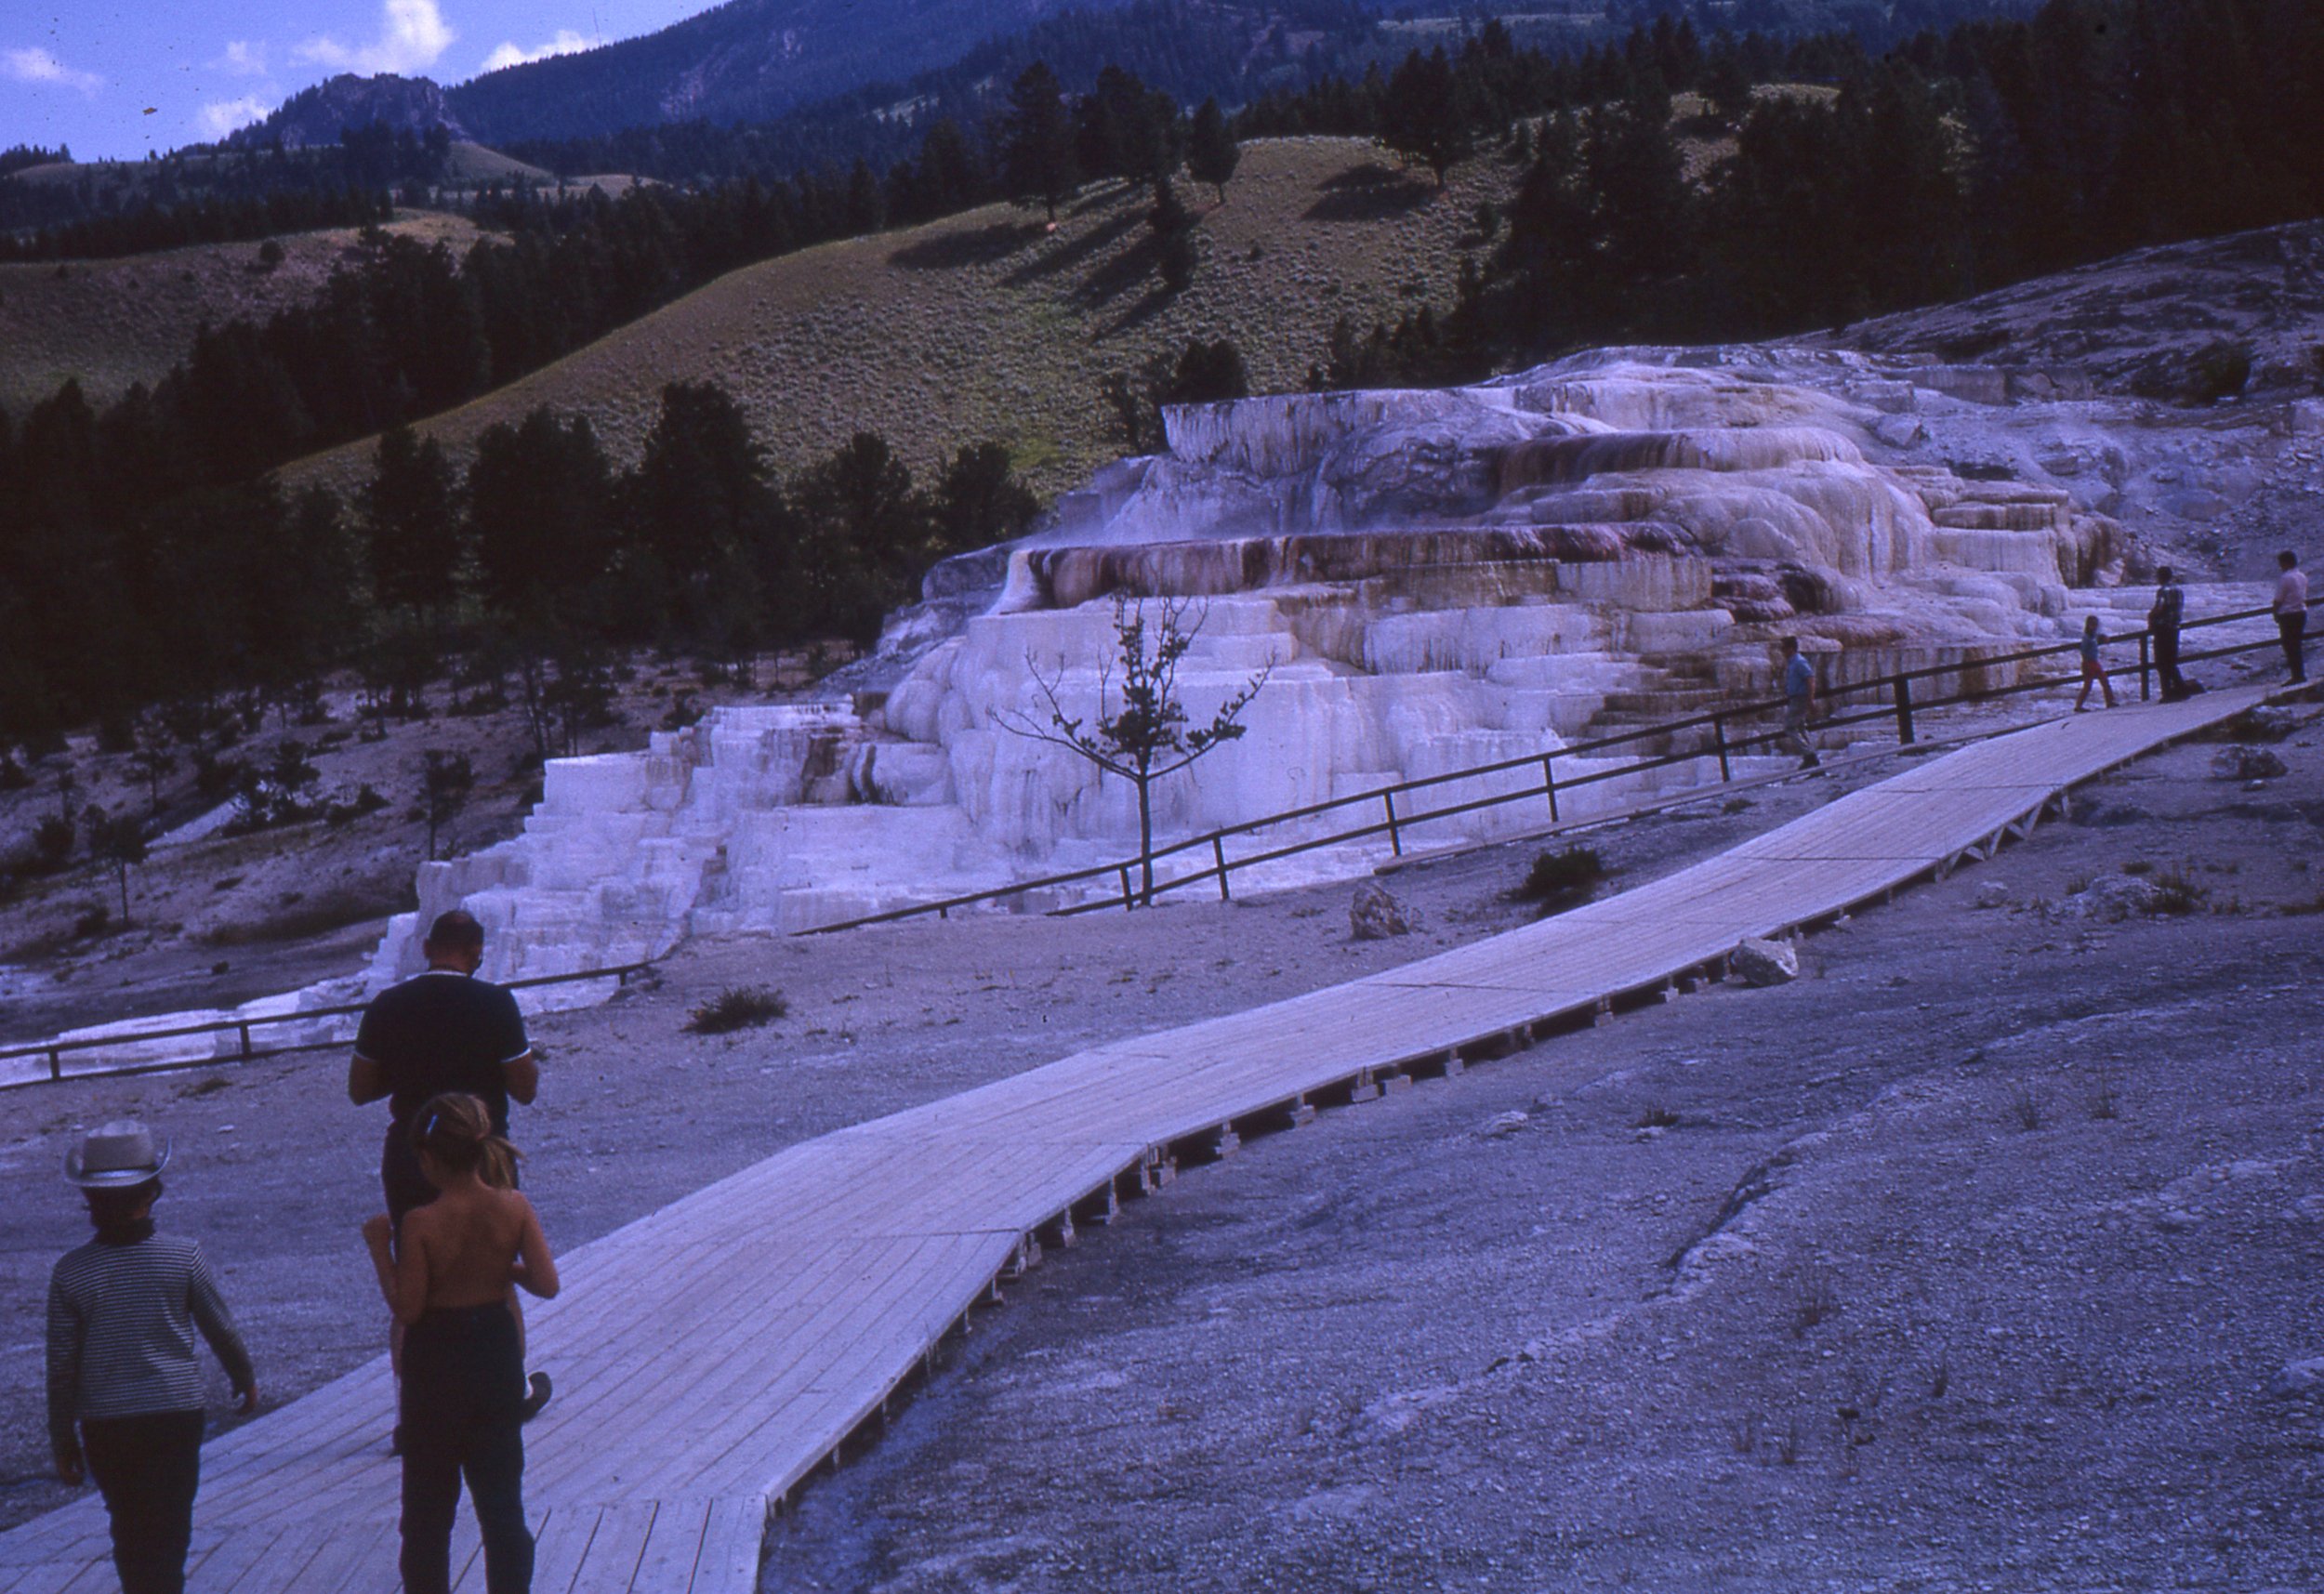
left=2276, top=550, right=2308, bottom=683
left=364, top=1093, right=560, bottom=1594
left=47, top=1120, right=257, bottom=1594
left=2074, top=614, right=2117, bottom=711
left=1776, top=636, right=1822, bottom=769
left=2148, top=566, right=2191, bottom=700
left=350, top=908, right=548, bottom=1443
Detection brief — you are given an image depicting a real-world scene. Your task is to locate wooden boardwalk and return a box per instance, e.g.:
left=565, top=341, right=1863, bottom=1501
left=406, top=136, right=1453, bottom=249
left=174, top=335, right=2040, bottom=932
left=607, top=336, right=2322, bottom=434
left=0, top=684, right=2289, bottom=1594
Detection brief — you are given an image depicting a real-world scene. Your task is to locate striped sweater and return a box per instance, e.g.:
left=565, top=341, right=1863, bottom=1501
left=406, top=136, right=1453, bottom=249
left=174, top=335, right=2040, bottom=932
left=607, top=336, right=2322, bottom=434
left=46, top=1231, right=254, bottom=1449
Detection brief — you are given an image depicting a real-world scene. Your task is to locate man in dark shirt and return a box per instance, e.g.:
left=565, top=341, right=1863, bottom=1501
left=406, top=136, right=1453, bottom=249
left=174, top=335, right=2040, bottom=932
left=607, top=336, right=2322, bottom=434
left=350, top=909, right=537, bottom=1231
left=349, top=909, right=543, bottom=1443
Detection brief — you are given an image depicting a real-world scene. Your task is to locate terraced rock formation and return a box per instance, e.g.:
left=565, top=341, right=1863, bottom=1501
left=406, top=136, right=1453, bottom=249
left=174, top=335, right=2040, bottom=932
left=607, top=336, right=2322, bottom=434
left=368, top=346, right=2159, bottom=985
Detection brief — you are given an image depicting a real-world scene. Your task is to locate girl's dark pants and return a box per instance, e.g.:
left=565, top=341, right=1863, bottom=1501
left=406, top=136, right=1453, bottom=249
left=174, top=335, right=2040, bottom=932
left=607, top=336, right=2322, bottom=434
left=401, top=1303, right=534, bottom=1594
left=82, top=1408, right=204, bottom=1594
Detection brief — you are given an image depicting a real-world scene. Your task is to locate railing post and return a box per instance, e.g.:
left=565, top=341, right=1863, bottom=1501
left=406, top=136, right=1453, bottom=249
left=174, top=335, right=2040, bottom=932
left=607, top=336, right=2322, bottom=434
left=1540, top=754, right=1560, bottom=824
left=1118, top=865, right=1135, bottom=911
left=238, top=1022, right=253, bottom=1063
left=1893, top=677, right=1916, bottom=745
left=1711, top=714, right=1732, bottom=783
left=1382, top=791, right=1403, bottom=857
left=1212, top=835, right=1232, bottom=902
left=49, top=1047, right=62, bottom=1083
left=2139, top=634, right=2151, bottom=702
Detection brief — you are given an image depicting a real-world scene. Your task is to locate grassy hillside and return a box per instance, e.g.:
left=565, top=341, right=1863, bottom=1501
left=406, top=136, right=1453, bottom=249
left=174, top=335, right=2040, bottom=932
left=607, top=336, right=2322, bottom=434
left=287, top=138, right=1517, bottom=499
left=0, top=211, right=490, bottom=415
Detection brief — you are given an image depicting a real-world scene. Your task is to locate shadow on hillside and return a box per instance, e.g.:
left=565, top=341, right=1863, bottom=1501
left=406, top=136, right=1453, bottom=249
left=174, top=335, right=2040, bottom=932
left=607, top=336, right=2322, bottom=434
left=999, top=207, right=1144, bottom=288
left=1098, top=283, right=1176, bottom=337
left=1305, top=163, right=1436, bottom=222
left=889, top=219, right=1045, bottom=270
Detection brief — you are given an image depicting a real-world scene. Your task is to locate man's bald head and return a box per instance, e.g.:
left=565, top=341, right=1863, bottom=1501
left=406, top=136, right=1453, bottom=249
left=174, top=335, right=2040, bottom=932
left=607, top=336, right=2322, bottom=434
left=422, top=909, right=485, bottom=971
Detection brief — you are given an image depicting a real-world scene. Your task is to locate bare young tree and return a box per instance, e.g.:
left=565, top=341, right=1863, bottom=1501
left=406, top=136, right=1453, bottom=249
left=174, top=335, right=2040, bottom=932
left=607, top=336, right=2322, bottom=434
left=1000, top=595, right=1270, bottom=904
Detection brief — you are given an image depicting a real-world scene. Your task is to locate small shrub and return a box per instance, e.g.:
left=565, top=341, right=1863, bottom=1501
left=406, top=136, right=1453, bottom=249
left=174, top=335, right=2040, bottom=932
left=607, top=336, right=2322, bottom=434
left=2120, top=860, right=2153, bottom=876
left=1791, top=1271, right=1838, bottom=1337
left=1775, top=1419, right=1801, bottom=1465
left=687, top=985, right=789, bottom=1034
left=1514, top=845, right=1607, bottom=909
left=2009, top=1081, right=2047, bottom=1130
left=2183, top=339, right=2251, bottom=403
left=2088, top=1073, right=2119, bottom=1121
left=1635, top=1102, right=1681, bottom=1129
left=33, top=814, right=75, bottom=871
left=0, top=755, right=30, bottom=791
left=1929, top=1350, right=1950, bottom=1400
left=2148, top=863, right=2206, bottom=916
left=73, top=904, right=112, bottom=938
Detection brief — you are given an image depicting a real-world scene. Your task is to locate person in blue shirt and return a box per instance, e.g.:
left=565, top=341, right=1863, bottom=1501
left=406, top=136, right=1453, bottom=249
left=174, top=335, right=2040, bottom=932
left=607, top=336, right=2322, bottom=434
left=1777, top=637, right=1821, bottom=770
left=2074, top=614, right=2117, bottom=711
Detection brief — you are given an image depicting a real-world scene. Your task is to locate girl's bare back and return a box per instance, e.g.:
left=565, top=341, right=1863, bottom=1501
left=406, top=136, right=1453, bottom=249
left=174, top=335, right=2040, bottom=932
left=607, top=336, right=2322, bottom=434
left=405, top=1186, right=549, bottom=1311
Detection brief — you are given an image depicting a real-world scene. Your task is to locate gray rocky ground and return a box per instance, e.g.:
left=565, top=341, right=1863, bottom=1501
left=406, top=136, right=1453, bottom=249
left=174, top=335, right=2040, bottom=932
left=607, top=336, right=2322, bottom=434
left=3, top=697, right=2320, bottom=1594
left=759, top=706, right=2324, bottom=1594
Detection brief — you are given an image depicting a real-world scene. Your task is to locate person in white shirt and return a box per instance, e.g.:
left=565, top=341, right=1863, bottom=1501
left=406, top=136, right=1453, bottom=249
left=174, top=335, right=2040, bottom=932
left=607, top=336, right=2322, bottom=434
left=2276, top=550, right=2308, bottom=684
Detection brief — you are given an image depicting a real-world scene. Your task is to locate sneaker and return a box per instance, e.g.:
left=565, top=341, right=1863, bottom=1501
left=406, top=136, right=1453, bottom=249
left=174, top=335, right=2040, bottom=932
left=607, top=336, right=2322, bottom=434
left=519, top=1372, right=553, bottom=1422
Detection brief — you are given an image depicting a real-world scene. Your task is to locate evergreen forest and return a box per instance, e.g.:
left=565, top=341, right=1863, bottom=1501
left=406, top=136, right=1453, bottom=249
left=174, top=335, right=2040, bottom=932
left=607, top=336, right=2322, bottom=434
left=1, top=0, right=2319, bottom=762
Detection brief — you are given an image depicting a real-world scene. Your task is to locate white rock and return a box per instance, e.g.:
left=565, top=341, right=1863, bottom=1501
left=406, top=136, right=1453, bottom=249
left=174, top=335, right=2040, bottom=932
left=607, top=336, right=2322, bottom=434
left=1731, top=937, right=1800, bottom=986
left=2265, top=1357, right=2324, bottom=1398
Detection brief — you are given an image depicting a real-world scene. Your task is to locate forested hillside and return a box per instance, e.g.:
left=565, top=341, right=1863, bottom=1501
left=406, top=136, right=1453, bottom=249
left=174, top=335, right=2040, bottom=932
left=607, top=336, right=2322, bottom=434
left=1, top=0, right=2318, bottom=771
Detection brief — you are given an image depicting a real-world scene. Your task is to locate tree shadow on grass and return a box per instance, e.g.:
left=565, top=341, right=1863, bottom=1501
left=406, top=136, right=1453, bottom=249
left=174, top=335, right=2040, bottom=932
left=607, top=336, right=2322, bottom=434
left=888, top=219, right=1045, bottom=270
left=1304, top=162, right=1436, bottom=222
left=1097, top=277, right=1178, bottom=337
left=998, top=206, right=1144, bottom=288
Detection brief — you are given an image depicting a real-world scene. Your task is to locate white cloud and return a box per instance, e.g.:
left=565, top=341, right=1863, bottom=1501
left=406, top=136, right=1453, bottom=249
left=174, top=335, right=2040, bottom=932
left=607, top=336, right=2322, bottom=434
left=200, top=95, right=272, bottom=138
left=4, top=46, right=103, bottom=95
left=215, top=40, right=269, bottom=77
left=295, top=0, right=456, bottom=75
left=480, top=29, right=590, bottom=74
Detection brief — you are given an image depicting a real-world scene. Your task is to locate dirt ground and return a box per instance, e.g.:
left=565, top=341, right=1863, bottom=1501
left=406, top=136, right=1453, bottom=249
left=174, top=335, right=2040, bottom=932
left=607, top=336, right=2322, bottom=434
left=3, top=705, right=2321, bottom=1594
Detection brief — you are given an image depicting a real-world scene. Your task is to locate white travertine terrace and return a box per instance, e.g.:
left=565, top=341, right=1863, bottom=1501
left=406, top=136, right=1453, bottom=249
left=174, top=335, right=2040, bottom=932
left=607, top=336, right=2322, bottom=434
left=364, top=347, right=2146, bottom=987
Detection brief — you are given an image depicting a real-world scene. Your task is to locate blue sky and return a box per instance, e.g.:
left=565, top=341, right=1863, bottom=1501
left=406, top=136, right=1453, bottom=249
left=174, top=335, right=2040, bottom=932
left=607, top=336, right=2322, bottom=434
left=3, top=0, right=706, bottom=160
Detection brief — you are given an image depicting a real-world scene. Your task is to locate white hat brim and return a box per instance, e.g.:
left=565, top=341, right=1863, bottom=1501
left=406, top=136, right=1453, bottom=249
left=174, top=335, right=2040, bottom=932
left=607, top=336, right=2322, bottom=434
left=64, top=1140, right=170, bottom=1188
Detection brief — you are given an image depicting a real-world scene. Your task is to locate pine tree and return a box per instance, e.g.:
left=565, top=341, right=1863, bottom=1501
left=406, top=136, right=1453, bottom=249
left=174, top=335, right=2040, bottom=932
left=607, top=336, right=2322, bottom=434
left=363, top=425, right=462, bottom=616
left=930, top=442, right=1041, bottom=555
left=1380, top=48, right=1475, bottom=186
left=1000, top=62, right=1080, bottom=221
left=1187, top=99, right=1241, bottom=203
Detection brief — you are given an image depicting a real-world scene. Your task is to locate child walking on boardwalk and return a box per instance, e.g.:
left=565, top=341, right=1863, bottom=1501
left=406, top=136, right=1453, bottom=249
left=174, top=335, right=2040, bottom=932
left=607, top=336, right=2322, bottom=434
left=2075, top=614, right=2117, bottom=711
left=364, top=1092, right=560, bottom=1594
left=47, top=1119, right=258, bottom=1594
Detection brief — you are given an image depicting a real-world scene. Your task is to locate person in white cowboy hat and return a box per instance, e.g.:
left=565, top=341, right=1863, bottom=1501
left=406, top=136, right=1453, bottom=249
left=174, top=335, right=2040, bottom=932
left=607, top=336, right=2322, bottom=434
left=46, top=1119, right=257, bottom=1594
